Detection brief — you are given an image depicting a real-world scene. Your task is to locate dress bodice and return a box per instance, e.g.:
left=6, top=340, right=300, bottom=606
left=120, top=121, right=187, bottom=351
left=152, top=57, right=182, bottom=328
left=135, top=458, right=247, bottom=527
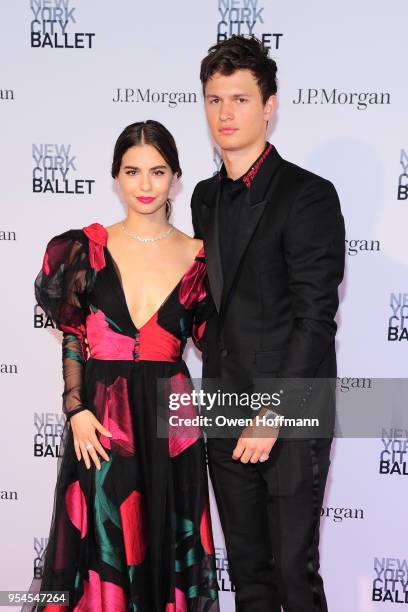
left=35, top=223, right=212, bottom=417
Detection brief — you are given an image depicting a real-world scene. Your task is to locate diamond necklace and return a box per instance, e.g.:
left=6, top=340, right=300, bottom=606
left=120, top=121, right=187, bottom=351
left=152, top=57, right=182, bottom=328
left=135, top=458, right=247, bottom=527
left=121, top=222, right=174, bottom=243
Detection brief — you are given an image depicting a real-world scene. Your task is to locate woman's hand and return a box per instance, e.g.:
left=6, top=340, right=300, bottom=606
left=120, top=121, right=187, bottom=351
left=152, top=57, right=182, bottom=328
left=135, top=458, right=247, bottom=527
left=70, top=409, right=112, bottom=470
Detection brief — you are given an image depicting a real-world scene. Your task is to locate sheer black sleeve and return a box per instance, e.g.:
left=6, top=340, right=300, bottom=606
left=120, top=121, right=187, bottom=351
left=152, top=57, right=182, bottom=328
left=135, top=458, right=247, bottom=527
left=35, top=231, right=93, bottom=419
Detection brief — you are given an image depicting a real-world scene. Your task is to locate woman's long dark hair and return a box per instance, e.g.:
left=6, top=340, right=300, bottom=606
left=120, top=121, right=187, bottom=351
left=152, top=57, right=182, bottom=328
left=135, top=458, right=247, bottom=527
left=111, top=120, right=182, bottom=220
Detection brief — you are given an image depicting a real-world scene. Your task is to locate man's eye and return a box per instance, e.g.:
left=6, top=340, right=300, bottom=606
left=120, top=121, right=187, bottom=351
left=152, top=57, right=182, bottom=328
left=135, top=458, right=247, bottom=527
left=126, top=170, right=137, bottom=175
left=237, top=98, right=248, bottom=103
left=210, top=98, right=220, bottom=104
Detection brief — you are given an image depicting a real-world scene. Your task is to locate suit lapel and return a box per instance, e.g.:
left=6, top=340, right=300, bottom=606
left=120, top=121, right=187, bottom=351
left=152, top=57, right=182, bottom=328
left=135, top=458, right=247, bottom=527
left=197, top=145, right=283, bottom=315
left=200, top=179, right=223, bottom=313
left=219, top=145, right=283, bottom=312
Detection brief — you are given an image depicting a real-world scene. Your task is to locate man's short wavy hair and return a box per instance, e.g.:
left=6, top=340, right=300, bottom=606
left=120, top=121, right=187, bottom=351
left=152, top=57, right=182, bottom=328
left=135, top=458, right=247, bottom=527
left=200, top=35, right=278, bottom=104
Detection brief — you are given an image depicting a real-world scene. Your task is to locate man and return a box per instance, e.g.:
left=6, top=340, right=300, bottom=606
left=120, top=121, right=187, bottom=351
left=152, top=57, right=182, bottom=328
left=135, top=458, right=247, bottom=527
left=191, top=36, right=345, bottom=611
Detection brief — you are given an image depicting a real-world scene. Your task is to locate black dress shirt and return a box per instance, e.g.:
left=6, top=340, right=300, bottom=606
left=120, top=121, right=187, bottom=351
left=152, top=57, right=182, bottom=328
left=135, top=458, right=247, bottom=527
left=218, top=142, right=273, bottom=273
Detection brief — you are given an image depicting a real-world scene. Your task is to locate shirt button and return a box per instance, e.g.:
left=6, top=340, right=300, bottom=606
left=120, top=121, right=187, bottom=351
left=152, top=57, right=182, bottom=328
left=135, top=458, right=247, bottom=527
left=220, top=348, right=228, bottom=358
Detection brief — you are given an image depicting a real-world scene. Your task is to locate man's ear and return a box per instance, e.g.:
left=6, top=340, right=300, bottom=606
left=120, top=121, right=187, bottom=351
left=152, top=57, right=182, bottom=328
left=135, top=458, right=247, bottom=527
left=263, top=94, right=277, bottom=122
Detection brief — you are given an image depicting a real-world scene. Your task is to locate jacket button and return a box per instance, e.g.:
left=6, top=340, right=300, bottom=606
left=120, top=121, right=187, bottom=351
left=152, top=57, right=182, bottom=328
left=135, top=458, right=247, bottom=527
left=220, top=348, right=228, bottom=357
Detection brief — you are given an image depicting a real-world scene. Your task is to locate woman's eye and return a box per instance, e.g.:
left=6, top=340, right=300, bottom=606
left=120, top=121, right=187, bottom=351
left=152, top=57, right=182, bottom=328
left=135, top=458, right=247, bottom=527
left=153, top=170, right=165, bottom=176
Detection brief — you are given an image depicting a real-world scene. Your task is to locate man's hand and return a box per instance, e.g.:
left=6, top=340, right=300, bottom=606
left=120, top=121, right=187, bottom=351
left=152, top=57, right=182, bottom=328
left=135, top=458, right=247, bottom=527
left=232, top=413, right=280, bottom=463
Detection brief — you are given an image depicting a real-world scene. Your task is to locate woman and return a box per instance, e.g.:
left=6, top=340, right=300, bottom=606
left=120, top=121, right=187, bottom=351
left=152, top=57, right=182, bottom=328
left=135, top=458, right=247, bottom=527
left=28, top=121, right=219, bottom=611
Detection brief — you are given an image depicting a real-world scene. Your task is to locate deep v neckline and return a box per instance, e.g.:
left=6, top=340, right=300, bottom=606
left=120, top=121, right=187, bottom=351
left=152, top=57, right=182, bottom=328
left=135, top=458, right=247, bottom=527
left=104, top=244, right=203, bottom=332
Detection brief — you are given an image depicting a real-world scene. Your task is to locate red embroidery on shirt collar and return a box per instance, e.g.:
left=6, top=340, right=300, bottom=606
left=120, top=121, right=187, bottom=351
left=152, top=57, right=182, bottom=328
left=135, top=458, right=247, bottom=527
left=242, top=143, right=273, bottom=188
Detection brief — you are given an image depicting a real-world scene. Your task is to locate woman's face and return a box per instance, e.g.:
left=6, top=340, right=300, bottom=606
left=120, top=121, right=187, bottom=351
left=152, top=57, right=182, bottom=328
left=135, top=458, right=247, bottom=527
left=116, top=144, right=174, bottom=217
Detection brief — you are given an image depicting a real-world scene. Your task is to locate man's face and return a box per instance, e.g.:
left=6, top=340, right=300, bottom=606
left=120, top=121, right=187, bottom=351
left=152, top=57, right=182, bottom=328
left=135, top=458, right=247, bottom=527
left=204, top=69, right=275, bottom=153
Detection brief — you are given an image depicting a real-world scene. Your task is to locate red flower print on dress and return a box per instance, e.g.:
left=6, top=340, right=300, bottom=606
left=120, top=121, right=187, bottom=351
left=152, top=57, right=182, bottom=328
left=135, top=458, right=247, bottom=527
left=74, top=569, right=127, bottom=611
left=65, top=480, right=87, bottom=539
left=94, top=376, right=136, bottom=456
left=119, top=490, right=147, bottom=565
left=200, top=502, right=215, bottom=555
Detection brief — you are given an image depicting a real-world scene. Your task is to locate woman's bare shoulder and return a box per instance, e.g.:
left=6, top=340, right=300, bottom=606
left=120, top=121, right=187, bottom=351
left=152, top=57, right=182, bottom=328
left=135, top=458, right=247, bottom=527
left=173, top=229, right=203, bottom=257
left=104, top=222, right=122, bottom=237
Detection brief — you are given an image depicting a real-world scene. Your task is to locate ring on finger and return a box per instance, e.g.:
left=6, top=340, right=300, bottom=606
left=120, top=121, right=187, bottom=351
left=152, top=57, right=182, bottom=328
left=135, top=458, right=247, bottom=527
left=259, top=453, right=269, bottom=462
left=85, top=443, right=93, bottom=450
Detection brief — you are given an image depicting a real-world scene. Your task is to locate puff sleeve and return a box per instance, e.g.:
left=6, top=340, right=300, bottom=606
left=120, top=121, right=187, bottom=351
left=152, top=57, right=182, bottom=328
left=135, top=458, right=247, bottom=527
left=34, top=230, right=93, bottom=419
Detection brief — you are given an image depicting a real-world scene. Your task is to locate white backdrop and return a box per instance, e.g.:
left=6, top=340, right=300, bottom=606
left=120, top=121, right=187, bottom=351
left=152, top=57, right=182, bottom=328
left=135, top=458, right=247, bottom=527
left=1, top=1, right=407, bottom=610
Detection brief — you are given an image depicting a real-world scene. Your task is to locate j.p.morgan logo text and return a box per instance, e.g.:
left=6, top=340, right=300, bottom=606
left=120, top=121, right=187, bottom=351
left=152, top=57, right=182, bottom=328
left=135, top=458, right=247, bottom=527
left=379, top=431, right=408, bottom=476
left=0, top=230, right=16, bottom=241
left=398, top=149, right=408, bottom=200
left=345, top=239, right=380, bottom=256
left=30, top=0, right=95, bottom=49
left=217, top=0, right=283, bottom=49
left=388, top=293, right=408, bottom=342
left=112, top=88, right=197, bottom=108
left=34, top=412, right=64, bottom=458
left=293, top=88, right=391, bottom=110
left=321, top=506, right=364, bottom=523
left=32, top=144, right=95, bottom=194
left=0, top=89, right=14, bottom=101
left=372, top=557, right=408, bottom=604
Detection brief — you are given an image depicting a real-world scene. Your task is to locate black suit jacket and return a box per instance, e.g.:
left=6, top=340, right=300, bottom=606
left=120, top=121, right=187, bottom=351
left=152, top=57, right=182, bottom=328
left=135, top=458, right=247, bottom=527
left=191, top=146, right=345, bottom=430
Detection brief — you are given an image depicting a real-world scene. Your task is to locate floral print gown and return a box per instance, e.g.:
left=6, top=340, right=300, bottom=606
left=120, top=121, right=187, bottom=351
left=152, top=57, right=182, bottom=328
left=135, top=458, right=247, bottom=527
left=28, top=223, right=219, bottom=611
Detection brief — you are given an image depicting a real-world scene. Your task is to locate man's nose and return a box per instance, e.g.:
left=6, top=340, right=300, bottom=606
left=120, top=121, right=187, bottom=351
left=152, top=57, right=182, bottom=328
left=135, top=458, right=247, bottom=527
left=219, top=102, right=234, bottom=121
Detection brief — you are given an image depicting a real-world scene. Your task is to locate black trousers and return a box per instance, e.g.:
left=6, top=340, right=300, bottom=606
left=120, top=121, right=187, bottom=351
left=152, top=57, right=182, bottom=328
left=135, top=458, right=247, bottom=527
left=207, top=437, right=331, bottom=612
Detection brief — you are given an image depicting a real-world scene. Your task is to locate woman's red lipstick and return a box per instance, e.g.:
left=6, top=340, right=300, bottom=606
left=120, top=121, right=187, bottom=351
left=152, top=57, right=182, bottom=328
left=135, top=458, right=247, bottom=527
left=137, top=196, right=156, bottom=203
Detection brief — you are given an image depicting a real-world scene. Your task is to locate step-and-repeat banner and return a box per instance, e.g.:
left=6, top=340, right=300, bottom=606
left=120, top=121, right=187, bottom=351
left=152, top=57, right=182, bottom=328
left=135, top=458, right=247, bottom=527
left=1, top=1, right=407, bottom=610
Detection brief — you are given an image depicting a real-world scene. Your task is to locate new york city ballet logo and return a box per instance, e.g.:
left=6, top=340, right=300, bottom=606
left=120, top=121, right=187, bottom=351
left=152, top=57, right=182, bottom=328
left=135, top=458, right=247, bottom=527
left=387, top=293, right=408, bottom=342
left=379, top=430, right=408, bottom=476
left=372, top=557, right=408, bottom=604
left=30, top=0, right=95, bottom=49
left=33, top=536, right=48, bottom=579
left=216, top=0, right=283, bottom=49
left=293, top=89, right=391, bottom=110
left=32, top=143, right=95, bottom=195
left=33, top=412, right=64, bottom=458
left=215, top=547, right=235, bottom=592
left=34, top=304, right=56, bottom=330
left=398, top=149, right=408, bottom=200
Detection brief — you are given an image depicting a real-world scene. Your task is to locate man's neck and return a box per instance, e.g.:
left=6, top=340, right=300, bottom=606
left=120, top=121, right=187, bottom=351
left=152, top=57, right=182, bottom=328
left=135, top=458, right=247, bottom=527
left=222, top=140, right=267, bottom=181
